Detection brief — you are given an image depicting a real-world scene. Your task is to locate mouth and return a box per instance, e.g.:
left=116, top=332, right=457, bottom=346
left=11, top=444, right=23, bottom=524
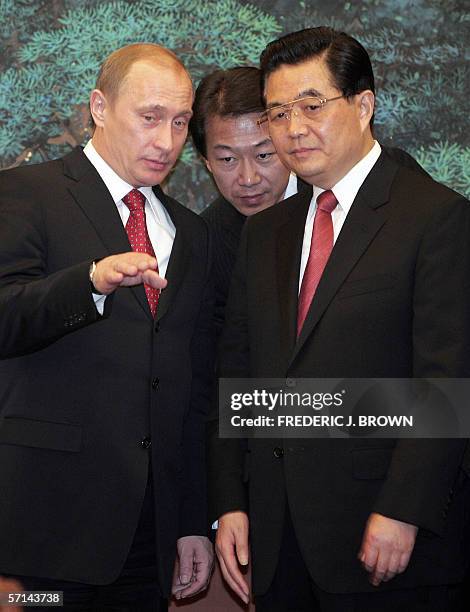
left=290, top=147, right=317, bottom=158
left=237, top=193, right=267, bottom=205
left=143, top=159, right=169, bottom=171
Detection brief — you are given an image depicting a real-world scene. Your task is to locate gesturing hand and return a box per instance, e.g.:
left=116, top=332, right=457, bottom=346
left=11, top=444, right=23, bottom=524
left=172, top=535, right=214, bottom=600
left=216, top=511, right=250, bottom=604
left=358, top=512, right=418, bottom=586
left=91, top=252, right=167, bottom=295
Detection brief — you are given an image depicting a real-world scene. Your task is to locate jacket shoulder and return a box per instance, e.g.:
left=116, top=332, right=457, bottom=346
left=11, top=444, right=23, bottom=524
left=391, top=163, right=468, bottom=209
left=0, top=157, right=64, bottom=185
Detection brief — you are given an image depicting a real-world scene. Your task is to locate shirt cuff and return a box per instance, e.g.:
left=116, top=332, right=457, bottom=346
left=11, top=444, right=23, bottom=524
left=93, top=292, right=106, bottom=315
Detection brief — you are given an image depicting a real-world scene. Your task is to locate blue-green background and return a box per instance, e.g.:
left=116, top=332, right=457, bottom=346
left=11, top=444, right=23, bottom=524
left=0, top=0, right=468, bottom=210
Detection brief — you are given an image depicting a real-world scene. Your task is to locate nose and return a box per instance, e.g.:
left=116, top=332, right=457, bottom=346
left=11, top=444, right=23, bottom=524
left=154, top=121, right=174, bottom=153
left=287, top=107, right=308, bottom=138
left=238, top=159, right=261, bottom=187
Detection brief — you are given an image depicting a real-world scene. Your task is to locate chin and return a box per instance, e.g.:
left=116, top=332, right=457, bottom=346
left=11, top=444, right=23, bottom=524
left=242, top=203, right=274, bottom=217
left=297, top=165, right=326, bottom=184
left=142, top=172, right=168, bottom=187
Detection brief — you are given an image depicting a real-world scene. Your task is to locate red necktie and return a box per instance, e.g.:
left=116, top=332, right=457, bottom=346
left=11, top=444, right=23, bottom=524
left=297, top=189, right=338, bottom=336
left=122, top=189, right=159, bottom=317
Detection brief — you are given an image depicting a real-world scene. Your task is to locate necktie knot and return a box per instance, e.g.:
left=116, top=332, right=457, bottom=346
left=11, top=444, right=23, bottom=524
left=122, top=189, right=146, bottom=212
left=317, top=189, right=337, bottom=214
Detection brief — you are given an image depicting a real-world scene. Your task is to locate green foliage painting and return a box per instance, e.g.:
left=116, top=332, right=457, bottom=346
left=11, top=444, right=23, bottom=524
left=0, top=0, right=468, bottom=208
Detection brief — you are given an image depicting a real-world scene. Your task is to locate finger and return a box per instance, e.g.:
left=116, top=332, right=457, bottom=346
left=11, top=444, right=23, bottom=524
left=381, top=569, right=397, bottom=583
left=175, top=565, right=211, bottom=599
left=222, top=548, right=249, bottom=595
left=104, top=270, right=124, bottom=286
left=113, top=261, right=139, bottom=276
left=218, top=553, right=249, bottom=604
left=135, top=256, right=158, bottom=271
left=370, top=565, right=387, bottom=586
left=222, top=551, right=249, bottom=600
left=381, top=555, right=399, bottom=583
left=234, top=531, right=249, bottom=567
left=171, top=572, right=188, bottom=595
left=360, top=542, right=379, bottom=573
left=141, top=270, right=168, bottom=289
left=382, top=550, right=401, bottom=580
left=217, top=537, right=249, bottom=596
left=178, top=552, right=194, bottom=586
left=369, top=548, right=391, bottom=586
left=398, top=549, right=413, bottom=574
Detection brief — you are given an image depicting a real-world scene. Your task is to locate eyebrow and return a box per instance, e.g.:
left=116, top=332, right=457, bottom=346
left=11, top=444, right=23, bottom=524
left=213, top=138, right=274, bottom=152
left=136, top=104, right=164, bottom=112
left=254, top=138, right=274, bottom=148
left=213, top=144, right=235, bottom=151
left=266, top=88, right=324, bottom=109
left=136, top=104, right=193, bottom=116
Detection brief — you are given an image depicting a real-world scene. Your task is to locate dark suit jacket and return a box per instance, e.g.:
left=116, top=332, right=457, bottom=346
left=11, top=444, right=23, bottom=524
left=203, top=148, right=427, bottom=338
left=0, top=148, right=214, bottom=596
left=201, top=196, right=245, bottom=338
left=209, top=150, right=470, bottom=594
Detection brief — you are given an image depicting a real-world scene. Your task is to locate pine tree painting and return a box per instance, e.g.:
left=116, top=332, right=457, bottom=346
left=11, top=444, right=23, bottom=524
left=0, top=0, right=468, bottom=209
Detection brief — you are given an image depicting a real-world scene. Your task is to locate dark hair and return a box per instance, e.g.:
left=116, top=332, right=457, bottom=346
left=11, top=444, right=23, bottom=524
left=260, top=27, right=375, bottom=125
left=190, top=66, right=264, bottom=158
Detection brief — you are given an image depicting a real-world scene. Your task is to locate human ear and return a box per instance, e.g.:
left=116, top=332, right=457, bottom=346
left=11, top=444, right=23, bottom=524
left=89, top=89, right=107, bottom=128
left=358, top=90, right=375, bottom=128
left=204, top=157, right=213, bottom=174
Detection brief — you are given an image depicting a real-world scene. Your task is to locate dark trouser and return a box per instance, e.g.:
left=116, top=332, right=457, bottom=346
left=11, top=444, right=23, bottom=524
left=9, top=468, right=166, bottom=611
left=255, top=507, right=463, bottom=612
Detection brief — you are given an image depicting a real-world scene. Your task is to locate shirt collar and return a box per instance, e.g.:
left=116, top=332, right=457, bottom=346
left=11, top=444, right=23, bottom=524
left=283, top=172, right=298, bottom=200
left=83, top=140, right=156, bottom=206
left=308, top=140, right=382, bottom=221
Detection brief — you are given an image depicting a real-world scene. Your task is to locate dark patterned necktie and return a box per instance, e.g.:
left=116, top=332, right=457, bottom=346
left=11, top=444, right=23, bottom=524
left=297, top=189, right=338, bottom=336
left=122, top=189, right=159, bottom=317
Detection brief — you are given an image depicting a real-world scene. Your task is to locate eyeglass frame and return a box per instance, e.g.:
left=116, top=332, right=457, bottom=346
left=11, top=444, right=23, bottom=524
left=258, top=94, right=345, bottom=127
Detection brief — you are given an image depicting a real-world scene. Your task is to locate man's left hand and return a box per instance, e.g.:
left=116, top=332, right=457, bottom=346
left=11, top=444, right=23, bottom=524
left=172, top=535, right=214, bottom=600
left=358, top=512, right=418, bottom=586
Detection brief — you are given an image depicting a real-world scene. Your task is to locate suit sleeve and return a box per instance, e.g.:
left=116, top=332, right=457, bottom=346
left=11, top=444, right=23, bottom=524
left=206, top=225, right=250, bottom=523
left=179, top=222, right=217, bottom=537
left=373, top=192, right=470, bottom=534
left=0, top=169, right=104, bottom=359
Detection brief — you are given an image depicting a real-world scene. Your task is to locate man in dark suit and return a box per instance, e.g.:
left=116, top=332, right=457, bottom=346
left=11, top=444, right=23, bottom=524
left=0, top=43, right=214, bottom=610
left=210, top=27, right=470, bottom=611
left=191, top=66, right=427, bottom=338
left=190, top=67, right=297, bottom=337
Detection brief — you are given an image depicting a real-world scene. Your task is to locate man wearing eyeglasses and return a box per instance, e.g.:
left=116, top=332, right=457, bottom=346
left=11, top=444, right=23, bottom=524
left=210, top=27, right=470, bottom=611
left=191, top=66, right=425, bottom=339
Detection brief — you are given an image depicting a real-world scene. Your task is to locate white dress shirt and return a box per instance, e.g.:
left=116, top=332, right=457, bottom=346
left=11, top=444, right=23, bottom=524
left=83, top=140, right=175, bottom=312
left=283, top=172, right=298, bottom=200
left=298, top=141, right=382, bottom=292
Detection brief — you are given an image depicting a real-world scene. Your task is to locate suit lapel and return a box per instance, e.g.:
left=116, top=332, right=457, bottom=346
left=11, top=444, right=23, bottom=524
left=153, top=186, right=190, bottom=322
left=276, top=186, right=313, bottom=356
left=63, top=148, right=152, bottom=319
left=289, top=152, right=398, bottom=367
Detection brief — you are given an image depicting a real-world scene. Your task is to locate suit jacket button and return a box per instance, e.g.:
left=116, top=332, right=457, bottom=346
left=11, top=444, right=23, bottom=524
left=141, top=437, right=151, bottom=450
left=152, top=377, right=159, bottom=389
left=154, top=322, right=160, bottom=333
left=273, top=447, right=284, bottom=458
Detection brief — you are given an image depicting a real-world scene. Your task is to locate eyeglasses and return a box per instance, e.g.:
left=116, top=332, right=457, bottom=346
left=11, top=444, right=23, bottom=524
left=259, top=95, right=344, bottom=128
